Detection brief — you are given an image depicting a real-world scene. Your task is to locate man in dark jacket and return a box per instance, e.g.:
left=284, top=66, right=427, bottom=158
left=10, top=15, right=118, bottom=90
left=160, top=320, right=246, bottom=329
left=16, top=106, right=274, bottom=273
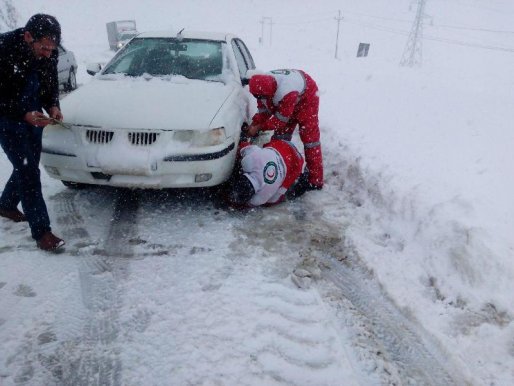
left=0, top=14, right=65, bottom=251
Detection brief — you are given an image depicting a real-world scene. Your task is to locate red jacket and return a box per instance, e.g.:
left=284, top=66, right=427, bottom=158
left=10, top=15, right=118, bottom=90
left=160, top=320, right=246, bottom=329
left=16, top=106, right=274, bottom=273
left=249, top=69, right=323, bottom=187
left=237, top=138, right=304, bottom=206
left=263, top=139, right=304, bottom=192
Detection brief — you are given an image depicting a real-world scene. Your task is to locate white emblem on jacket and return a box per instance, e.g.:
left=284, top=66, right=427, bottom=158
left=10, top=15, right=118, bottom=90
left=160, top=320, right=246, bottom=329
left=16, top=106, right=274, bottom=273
left=240, top=145, right=287, bottom=206
left=270, top=69, right=306, bottom=106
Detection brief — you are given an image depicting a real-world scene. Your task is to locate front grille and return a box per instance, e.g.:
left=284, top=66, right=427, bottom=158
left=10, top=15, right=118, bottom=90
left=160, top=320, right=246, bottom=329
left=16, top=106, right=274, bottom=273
left=86, top=130, right=114, bottom=144
left=128, top=132, right=159, bottom=146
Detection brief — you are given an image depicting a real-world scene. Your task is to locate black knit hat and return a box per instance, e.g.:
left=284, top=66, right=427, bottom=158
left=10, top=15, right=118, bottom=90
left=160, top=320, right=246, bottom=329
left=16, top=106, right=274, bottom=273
left=228, top=174, right=255, bottom=205
left=25, top=14, right=61, bottom=44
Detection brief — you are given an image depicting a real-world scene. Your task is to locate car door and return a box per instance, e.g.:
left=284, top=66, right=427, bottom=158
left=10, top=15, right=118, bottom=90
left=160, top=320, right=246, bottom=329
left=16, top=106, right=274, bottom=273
left=234, top=39, right=255, bottom=72
left=231, top=38, right=255, bottom=82
left=230, top=38, right=259, bottom=126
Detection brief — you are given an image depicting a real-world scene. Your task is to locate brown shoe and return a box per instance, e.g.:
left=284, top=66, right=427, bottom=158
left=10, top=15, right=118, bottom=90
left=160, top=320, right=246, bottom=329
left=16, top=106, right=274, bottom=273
left=0, top=207, right=26, bottom=222
left=37, top=231, right=65, bottom=252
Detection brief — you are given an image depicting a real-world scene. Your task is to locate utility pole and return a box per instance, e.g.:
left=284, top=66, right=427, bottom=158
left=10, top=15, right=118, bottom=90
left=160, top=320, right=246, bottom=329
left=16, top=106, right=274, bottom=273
left=260, top=18, right=265, bottom=45
left=269, top=17, right=274, bottom=46
left=400, top=0, right=427, bottom=67
left=334, top=10, right=343, bottom=59
left=260, top=17, right=273, bottom=46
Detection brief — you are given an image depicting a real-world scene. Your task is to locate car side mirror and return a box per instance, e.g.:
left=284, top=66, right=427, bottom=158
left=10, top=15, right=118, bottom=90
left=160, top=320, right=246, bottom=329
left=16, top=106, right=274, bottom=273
left=86, top=63, right=102, bottom=76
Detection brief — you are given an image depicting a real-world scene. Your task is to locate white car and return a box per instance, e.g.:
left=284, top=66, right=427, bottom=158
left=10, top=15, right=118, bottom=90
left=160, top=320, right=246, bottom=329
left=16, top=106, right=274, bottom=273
left=57, top=44, right=78, bottom=91
left=42, top=30, right=257, bottom=189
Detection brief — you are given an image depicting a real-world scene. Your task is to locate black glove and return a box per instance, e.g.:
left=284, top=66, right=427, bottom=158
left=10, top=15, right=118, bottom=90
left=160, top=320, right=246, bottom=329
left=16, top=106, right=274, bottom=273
left=286, top=170, right=321, bottom=200
left=240, top=126, right=250, bottom=142
left=240, top=123, right=258, bottom=142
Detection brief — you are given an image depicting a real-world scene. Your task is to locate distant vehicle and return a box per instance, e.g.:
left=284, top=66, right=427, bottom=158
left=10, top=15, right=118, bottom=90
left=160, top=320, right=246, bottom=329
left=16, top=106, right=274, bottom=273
left=57, top=44, right=78, bottom=91
left=42, top=30, right=258, bottom=189
left=106, top=20, right=138, bottom=50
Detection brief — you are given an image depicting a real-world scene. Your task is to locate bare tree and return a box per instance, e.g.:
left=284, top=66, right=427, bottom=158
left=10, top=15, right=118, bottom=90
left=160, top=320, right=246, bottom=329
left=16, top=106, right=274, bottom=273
left=0, top=0, right=19, bottom=32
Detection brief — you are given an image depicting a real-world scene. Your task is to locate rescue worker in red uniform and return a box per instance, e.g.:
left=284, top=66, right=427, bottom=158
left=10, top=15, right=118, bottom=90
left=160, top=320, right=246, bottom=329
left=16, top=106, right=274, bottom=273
left=246, top=69, right=323, bottom=191
left=227, top=135, right=305, bottom=207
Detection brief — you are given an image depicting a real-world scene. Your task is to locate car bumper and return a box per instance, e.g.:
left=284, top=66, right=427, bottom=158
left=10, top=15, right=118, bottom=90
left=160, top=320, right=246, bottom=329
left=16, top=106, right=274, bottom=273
left=41, top=142, right=236, bottom=189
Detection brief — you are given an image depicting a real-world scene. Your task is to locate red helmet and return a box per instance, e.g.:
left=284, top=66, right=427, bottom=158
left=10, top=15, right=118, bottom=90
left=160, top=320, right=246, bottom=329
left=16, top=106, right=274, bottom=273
left=249, top=75, right=277, bottom=97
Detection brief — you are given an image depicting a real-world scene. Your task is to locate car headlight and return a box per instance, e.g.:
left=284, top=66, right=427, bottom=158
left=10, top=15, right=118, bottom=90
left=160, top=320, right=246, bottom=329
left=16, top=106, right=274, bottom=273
left=173, top=127, right=226, bottom=147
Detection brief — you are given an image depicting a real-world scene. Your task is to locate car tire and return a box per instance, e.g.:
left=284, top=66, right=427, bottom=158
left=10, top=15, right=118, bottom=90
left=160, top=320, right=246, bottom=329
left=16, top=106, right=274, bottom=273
left=62, top=180, right=86, bottom=189
left=64, top=69, right=77, bottom=91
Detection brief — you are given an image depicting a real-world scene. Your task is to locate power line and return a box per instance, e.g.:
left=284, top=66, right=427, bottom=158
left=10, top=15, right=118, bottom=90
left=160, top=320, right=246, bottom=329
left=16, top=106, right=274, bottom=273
left=272, top=17, right=333, bottom=26
left=343, top=18, right=411, bottom=36
left=343, top=10, right=413, bottom=24
left=422, top=33, right=514, bottom=53
left=431, top=23, right=514, bottom=34
left=263, top=10, right=514, bottom=36
left=429, top=0, right=514, bottom=16
left=344, top=18, right=514, bottom=53
left=256, top=9, right=514, bottom=55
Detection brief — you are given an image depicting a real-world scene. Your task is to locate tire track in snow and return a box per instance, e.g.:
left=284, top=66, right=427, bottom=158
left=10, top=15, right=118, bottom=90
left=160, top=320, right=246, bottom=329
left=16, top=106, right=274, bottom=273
left=247, top=282, right=355, bottom=385
left=18, top=188, right=140, bottom=385
left=305, top=140, right=470, bottom=384
left=234, top=201, right=467, bottom=385
left=46, top=188, right=124, bottom=386
left=319, top=248, right=465, bottom=386
left=117, top=193, right=357, bottom=385
left=229, top=207, right=360, bottom=385
left=298, top=214, right=469, bottom=385
left=60, top=188, right=140, bottom=386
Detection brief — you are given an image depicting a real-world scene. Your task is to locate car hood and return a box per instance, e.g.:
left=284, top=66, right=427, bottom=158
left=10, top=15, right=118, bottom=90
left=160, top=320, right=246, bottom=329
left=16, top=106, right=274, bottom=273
left=61, top=76, right=236, bottom=130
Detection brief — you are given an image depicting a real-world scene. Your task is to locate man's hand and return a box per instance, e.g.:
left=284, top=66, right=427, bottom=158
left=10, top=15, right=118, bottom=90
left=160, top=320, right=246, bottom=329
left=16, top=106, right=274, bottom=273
left=48, top=106, right=63, bottom=121
left=286, top=170, right=322, bottom=200
left=24, top=111, right=54, bottom=127
left=246, top=124, right=262, bottom=137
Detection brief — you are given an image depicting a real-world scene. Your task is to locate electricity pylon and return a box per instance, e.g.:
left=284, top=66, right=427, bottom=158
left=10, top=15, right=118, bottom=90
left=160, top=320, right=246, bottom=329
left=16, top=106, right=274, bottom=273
left=400, top=0, right=427, bottom=67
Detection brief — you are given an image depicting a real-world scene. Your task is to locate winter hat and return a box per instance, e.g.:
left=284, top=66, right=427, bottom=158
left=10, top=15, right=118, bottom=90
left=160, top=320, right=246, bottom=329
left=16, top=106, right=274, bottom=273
left=25, top=14, right=61, bottom=44
left=249, top=74, right=277, bottom=97
left=228, top=174, right=255, bottom=206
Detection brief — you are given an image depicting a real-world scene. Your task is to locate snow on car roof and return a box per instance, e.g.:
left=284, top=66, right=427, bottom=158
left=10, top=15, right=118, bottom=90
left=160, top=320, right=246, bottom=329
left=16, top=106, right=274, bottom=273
left=136, top=30, right=235, bottom=42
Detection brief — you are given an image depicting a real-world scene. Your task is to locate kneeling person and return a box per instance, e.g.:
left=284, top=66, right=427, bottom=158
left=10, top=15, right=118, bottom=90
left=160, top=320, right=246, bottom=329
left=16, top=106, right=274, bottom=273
left=228, top=139, right=305, bottom=207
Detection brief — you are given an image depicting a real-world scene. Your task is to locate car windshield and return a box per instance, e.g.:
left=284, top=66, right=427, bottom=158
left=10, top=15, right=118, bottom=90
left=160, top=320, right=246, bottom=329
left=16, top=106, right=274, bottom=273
left=120, top=33, right=137, bottom=41
left=102, top=37, right=224, bottom=81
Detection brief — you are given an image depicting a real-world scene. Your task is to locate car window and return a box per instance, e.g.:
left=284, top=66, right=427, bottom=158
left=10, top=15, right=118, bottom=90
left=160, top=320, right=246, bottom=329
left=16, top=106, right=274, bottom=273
left=231, top=40, right=248, bottom=79
left=120, top=33, right=137, bottom=41
left=102, top=38, right=224, bottom=81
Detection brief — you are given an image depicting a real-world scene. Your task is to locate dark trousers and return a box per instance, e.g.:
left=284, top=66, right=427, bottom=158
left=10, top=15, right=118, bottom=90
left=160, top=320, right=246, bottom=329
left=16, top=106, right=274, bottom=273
left=0, top=72, right=51, bottom=240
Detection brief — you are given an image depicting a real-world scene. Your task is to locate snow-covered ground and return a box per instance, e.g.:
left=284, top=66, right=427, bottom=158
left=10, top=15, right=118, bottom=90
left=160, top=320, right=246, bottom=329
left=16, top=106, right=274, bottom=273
left=1, top=0, right=513, bottom=384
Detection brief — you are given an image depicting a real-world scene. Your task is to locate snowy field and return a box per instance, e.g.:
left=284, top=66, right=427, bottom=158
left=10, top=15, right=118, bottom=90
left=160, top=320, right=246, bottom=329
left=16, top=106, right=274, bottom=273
left=1, top=0, right=513, bottom=385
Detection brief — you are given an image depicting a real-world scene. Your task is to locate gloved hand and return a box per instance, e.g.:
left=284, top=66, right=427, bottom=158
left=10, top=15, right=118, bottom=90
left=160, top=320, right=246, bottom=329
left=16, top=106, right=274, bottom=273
left=238, top=125, right=247, bottom=140
left=286, top=170, right=322, bottom=200
left=246, top=124, right=261, bottom=137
